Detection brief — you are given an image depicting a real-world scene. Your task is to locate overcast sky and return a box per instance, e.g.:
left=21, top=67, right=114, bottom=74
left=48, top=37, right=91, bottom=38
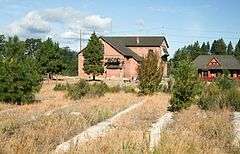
left=0, top=0, right=239, bottom=56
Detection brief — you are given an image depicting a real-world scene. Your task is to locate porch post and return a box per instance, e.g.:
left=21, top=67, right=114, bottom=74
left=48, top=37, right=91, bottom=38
left=208, top=70, right=211, bottom=78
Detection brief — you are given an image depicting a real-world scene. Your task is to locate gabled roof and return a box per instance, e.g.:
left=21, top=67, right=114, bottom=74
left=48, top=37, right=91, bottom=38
left=193, top=55, right=240, bottom=70
left=78, top=36, right=169, bottom=62
left=100, top=36, right=168, bottom=62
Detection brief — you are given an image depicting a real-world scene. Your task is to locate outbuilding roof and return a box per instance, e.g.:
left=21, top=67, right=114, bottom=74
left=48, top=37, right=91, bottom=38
left=193, top=55, right=240, bottom=70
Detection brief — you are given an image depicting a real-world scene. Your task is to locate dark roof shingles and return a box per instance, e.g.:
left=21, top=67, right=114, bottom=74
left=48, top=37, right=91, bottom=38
left=101, top=36, right=168, bottom=62
left=193, top=55, right=240, bottom=70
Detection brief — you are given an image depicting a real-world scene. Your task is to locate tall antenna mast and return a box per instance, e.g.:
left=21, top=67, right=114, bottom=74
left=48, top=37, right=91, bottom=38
left=79, top=30, right=82, bottom=52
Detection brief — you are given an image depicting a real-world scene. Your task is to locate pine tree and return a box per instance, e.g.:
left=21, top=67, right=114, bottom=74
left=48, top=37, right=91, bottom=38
left=25, top=38, right=42, bottom=58
left=168, top=58, right=202, bottom=111
left=200, top=42, right=210, bottom=55
left=210, top=38, right=227, bottom=55
left=206, top=41, right=210, bottom=53
left=0, top=36, right=42, bottom=104
left=227, top=41, right=234, bottom=55
left=37, top=38, right=65, bottom=78
left=83, top=32, right=104, bottom=80
left=235, top=39, right=240, bottom=60
left=191, top=41, right=201, bottom=60
left=138, top=50, right=163, bottom=94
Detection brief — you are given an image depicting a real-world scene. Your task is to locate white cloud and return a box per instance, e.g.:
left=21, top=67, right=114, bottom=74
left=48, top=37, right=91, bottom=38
left=6, top=7, right=112, bottom=50
left=85, top=15, right=112, bottom=29
left=8, top=11, right=51, bottom=37
left=61, top=31, right=79, bottom=40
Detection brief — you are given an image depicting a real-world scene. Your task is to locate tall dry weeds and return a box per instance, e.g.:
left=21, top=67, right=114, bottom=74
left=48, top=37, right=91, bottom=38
left=155, top=106, right=239, bottom=154
left=0, top=81, right=140, bottom=153
left=70, top=93, right=170, bottom=154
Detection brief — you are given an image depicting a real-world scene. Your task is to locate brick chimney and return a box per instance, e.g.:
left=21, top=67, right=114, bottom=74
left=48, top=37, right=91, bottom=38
left=136, top=36, right=140, bottom=44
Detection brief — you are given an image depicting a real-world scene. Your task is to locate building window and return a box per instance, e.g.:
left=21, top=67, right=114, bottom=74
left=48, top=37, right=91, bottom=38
left=105, top=58, right=121, bottom=69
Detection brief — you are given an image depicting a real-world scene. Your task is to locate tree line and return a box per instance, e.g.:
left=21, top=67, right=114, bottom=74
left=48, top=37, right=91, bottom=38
left=172, top=38, right=240, bottom=65
left=0, top=35, right=78, bottom=104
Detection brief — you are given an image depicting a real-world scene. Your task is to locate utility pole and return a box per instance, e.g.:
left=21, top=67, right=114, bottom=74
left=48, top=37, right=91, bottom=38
left=79, top=30, right=82, bottom=52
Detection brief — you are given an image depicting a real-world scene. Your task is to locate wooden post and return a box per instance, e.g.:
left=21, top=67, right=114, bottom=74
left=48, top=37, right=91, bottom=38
left=208, top=71, right=211, bottom=78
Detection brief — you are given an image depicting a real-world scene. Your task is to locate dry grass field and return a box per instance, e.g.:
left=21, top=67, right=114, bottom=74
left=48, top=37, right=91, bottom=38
left=71, top=105, right=240, bottom=154
left=0, top=81, right=141, bottom=153
left=70, top=93, right=170, bottom=153
left=1, top=80, right=239, bottom=154
left=155, top=106, right=240, bottom=154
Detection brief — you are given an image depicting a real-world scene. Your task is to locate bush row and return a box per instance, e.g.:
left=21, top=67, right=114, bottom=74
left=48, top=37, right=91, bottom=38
left=54, top=80, right=137, bottom=100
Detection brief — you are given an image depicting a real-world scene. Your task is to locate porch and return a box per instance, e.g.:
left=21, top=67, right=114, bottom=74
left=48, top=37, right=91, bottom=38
left=198, top=69, right=240, bottom=81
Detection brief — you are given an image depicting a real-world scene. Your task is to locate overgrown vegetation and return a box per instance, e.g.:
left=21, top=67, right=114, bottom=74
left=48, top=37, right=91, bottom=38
left=108, top=85, right=121, bottom=93
left=67, top=80, right=91, bottom=100
left=70, top=93, right=170, bottom=153
left=122, top=85, right=136, bottom=93
left=53, top=84, right=67, bottom=91
left=198, top=76, right=240, bottom=111
left=138, top=50, right=163, bottom=95
left=155, top=106, right=239, bottom=154
left=168, top=58, right=202, bottom=112
left=67, top=80, right=136, bottom=100
left=0, top=83, right=138, bottom=153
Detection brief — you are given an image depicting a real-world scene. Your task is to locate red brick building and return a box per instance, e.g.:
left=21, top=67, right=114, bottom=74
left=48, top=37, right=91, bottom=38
left=78, top=36, right=169, bottom=80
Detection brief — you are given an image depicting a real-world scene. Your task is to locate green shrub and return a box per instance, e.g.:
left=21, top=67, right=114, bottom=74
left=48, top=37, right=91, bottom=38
left=198, top=76, right=240, bottom=111
left=67, top=79, right=90, bottom=100
left=122, top=85, right=136, bottom=93
left=198, top=83, right=224, bottom=110
left=137, top=50, right=163, bottom=95
left=168, top=59, right=202, bottom=112
left=88, top=82, right=109, bottom=97
left=108, top=85, right=121, bottom=93
left=53, top=84, right=67, bottom=91
left=215, top=76, right=235, bottom=90
left=226, top=89, right=240, bottom=111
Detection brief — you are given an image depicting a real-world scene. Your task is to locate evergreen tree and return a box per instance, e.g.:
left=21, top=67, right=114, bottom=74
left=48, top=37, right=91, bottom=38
left=0, top=36, right=42, bottom=104
left=25, top=38, right=42, bottom=58
left=191, top=41, right=201, bottom=60
left=235, top=39, right=240, bottom=60
left=168, top=58, right=202, bottom=111
left=0, top=35, right=5, bottom=52
left=200, top=42, right=210, bottom=55
left=60, top=47, right=78, bottom=76
left=206, top=41, right=210, bottom=53
left=138, top=50, right=163, bottom=94
left=210, top=38, right=227, bottom=55
left=227, top=41, right=234, bottom=55
left=83, top=32, right=104, bottom=80
left=37, top=38, right=65, bottom=78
